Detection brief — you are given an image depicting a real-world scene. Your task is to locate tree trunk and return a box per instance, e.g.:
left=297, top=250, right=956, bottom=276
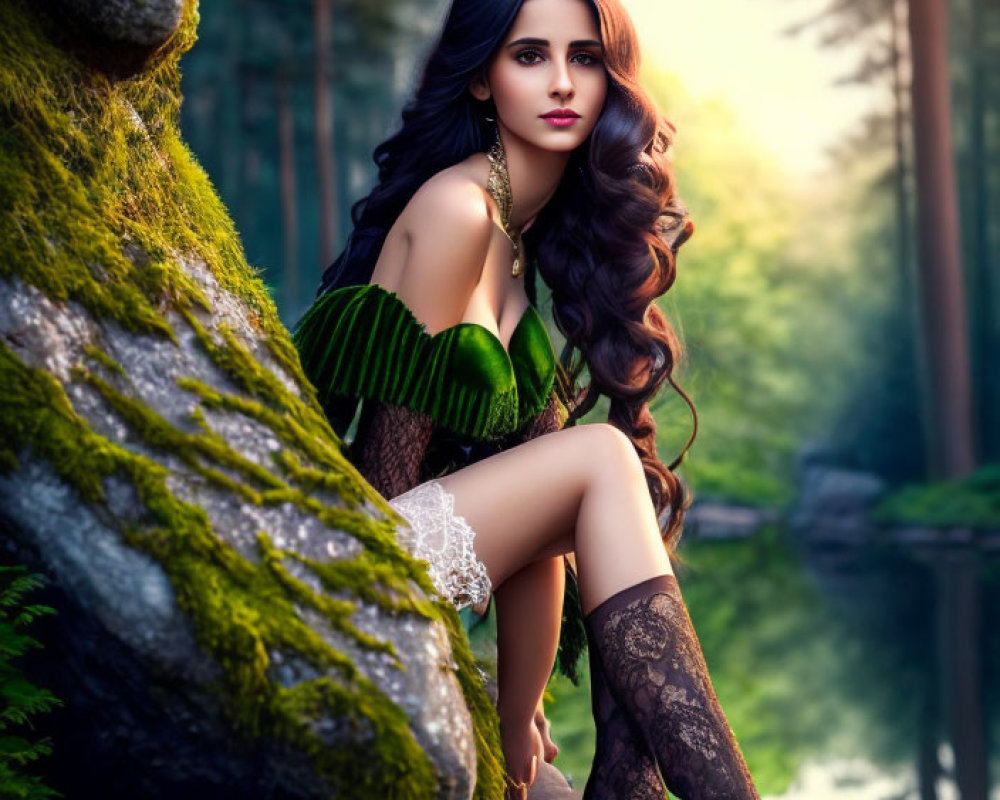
left=907, top=0, right=975, bottom=479
left=314, top=0, right=339, bottom=270
left=967, top=0, right=995, bottom=462
left=890, top=11, right=940, bottom=797
left=907, top=2, right=983, bottom=797
left=278, top=76, right=300, bottom=312
left=222, top=0, right=244, bottom=206
left=890, top=0, right=916, bottom=365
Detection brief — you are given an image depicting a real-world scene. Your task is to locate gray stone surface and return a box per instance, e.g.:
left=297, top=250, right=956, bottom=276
left=685, top=502, right=781, bottom=540
left=0, top=260, right=477, bottom=798
left=791, top=464, right=887, bottom=546
left=529, top=762, right=583, bottom=800
left=54, top=0, right=185, bottom=47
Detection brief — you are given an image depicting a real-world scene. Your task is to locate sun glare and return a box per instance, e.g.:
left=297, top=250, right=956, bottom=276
left=625, top=0, right=885, bottom=174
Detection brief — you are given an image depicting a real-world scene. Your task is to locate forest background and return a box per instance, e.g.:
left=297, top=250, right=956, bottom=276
left=167, top=0, right=999, bottom=796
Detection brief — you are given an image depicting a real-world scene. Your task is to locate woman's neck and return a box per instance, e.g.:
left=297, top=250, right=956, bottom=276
left=500, top=128, right=572, bottom=230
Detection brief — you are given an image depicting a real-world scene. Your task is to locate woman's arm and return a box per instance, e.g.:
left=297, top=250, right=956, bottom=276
left=495, top=556, right=564, bottom=745
left=503, top=389, right=590, bottom=682
left=495, top=557, right=564, bottom=787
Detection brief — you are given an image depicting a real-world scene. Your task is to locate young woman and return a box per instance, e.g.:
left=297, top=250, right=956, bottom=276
left=293, top=0, right=758, bottom=797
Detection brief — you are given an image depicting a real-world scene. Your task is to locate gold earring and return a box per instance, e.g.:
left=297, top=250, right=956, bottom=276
left=486, top=132, right=523, bottom=278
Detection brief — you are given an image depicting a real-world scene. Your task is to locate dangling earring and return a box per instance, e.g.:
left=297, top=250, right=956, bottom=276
left=486, top=130, right=523, bottom=278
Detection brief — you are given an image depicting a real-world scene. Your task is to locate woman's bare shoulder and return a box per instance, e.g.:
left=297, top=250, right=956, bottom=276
left=401, top=160, right=493, bottom=237
left=378, top=159, right=496, bottom=333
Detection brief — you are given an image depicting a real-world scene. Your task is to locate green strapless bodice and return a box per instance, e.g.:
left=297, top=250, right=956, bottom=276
left=293, top=283, right=557, bottom=441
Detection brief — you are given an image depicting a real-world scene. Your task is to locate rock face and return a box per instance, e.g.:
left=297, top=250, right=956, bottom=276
left=791, top=464, right=887, bottom=547
left=0, top=1, right=501, bottom=797
left=53, top=0, right=185, bottom=47
left=684, top=502, right=781, bottom=541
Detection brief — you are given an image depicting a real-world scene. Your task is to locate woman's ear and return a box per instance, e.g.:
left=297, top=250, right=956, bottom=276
left=469, top=70, right=491, bottom=102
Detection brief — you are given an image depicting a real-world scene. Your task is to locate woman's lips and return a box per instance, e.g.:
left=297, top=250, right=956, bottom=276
left=541, top=116, right=579, bottom=127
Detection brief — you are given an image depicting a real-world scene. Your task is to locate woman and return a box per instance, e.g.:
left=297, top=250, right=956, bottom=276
left=294, top=0, right=757, bottom=797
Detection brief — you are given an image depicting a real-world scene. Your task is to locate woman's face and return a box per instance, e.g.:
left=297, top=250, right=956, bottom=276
left=473, top=0, right=608, bottom=153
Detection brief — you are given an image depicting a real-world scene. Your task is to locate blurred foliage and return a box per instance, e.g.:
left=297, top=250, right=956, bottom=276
left=817, top=154, right=928, bottom=486
left=0, top=566, right=60, bottom=800
left=641, top=71, right=876, bottom=508
left=875, top=462, right=1000, bottom=528
left=788, top=0, right=1000, bottom=472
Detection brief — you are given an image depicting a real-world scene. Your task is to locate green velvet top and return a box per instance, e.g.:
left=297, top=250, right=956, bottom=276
left=293, top=283, right=557, bottom=441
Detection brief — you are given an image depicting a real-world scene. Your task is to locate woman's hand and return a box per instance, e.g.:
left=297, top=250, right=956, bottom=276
left=500, top=718, right=543, bottom=799
left=534, top=701, right=559, bottom=763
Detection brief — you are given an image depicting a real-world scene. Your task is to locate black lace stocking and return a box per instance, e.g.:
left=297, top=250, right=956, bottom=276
left=583, top=637, right=665, bottom=800
left=587, top=575, right=760, bottom=800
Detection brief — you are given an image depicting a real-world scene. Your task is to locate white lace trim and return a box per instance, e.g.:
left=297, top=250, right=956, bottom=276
left=388, top=479, right=493, bottom=611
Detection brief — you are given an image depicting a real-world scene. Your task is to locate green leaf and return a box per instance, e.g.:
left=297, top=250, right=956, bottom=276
left=0, top=736, right=32, bottom=757
left=12, top=606, right=56, bottom=629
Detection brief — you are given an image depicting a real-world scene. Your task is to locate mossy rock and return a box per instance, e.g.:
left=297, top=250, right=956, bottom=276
left=0, top=1, right=502, bottom=797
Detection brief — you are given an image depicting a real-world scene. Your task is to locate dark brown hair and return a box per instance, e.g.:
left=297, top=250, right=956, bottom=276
left=525, top=0, right=697, bottom=553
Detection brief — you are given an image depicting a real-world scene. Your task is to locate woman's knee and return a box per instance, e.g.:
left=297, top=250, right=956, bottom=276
left=578, top=423, right=646, bottom=486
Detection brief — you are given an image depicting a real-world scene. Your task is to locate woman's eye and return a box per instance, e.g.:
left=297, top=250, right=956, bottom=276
left=572, top=52, right=601, bottom=66
left=515, top=49, right=543, bottom=65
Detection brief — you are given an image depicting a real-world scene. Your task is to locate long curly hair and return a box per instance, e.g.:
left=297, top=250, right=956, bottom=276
left=316, top=0, right=697, bottom=551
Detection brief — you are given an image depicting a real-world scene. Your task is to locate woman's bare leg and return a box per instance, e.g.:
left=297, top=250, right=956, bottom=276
left=494, top=557, right=563, bottom=762
left=438, top=423, right=672, bottom=612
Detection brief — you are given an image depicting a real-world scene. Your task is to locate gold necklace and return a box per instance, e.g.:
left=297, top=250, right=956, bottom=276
left=486, top=134, right=523, bottom=278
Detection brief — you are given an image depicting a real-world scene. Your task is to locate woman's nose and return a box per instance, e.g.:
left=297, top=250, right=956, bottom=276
left=549, top=59, right=575, bottom=100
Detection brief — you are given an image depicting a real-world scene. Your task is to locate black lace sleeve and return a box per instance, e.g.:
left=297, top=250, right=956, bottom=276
left=349, top=400, right=434, bottom=500
left=505, top=389, right=567, bottom=444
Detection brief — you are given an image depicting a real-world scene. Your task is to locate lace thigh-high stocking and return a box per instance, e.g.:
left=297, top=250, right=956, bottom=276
left=583, top=637, right=665, bottom=800
left=586, top=575, right=759, bottom=800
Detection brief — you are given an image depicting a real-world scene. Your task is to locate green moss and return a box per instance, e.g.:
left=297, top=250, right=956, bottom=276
left=82, top=366, right=284, bottom=494
left=441, top=608, right=505, bottom=797
left=180, top=307, right=332, bottom=435
left=874, top=463, right=1000, bottom=529
left=177, top=377, right=356, bottom=483
left=0, top=1, right=503, bottom=795
left=83, top=343, right=126, bottom=376
left=273, top=448, right=364, bottom=507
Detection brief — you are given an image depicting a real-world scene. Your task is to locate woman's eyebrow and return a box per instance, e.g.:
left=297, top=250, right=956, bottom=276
left=506, top=37, right=602, bottom=49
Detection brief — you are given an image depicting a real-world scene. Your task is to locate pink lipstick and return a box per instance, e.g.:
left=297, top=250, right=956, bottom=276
left=540, top=108, right=581, bottom=128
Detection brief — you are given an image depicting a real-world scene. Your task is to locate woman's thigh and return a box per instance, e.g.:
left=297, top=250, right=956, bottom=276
left=437, top=423, right=629, bottom=587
